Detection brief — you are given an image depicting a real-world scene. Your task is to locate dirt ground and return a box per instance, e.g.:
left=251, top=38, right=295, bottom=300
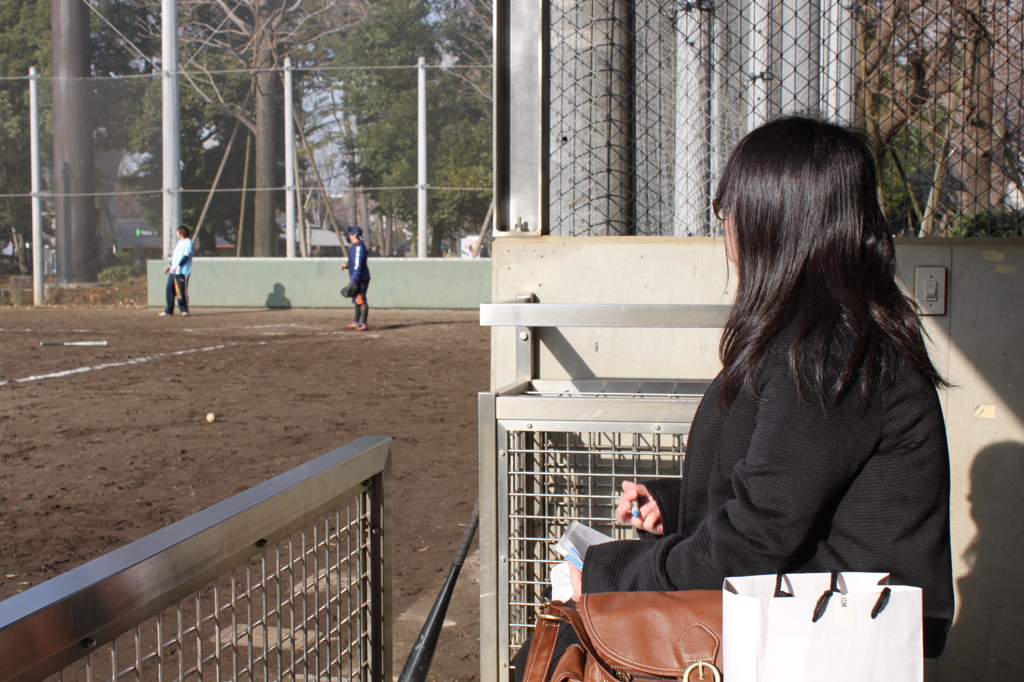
left=0, top=306, right=489, bottom=681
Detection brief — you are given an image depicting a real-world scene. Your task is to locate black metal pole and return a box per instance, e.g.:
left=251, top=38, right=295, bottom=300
left=397, top=502, right=480, bottom=682
left=51, top=0, right=97, bottom=282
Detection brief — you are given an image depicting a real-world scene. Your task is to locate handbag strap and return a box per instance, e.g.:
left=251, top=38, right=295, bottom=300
left=520, top=602, right=622, bottom=682
left=521, top=604, right=570, bottom=682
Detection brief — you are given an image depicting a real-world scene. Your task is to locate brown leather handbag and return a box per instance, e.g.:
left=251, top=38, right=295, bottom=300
left=519, top=590, right=724, bottom=682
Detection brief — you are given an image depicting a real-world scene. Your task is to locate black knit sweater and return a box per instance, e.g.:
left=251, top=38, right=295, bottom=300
left=582, top=341, right=954, bottom=657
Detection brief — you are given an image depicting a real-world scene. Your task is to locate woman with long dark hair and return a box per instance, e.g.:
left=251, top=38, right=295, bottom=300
left=571, top=116, right=954, bottom=657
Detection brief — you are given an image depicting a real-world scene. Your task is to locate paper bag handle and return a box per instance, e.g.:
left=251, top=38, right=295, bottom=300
left=791, top=571, right=892, bottom=623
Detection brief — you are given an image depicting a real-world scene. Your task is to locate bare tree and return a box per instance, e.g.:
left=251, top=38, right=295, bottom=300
left=437, top=0, right=493, bottom=103
left=856, top=0, right=960, bottom=164
left=138, top=0, right=369, bottom=256
left=856, top=0, right=1024, bottom=233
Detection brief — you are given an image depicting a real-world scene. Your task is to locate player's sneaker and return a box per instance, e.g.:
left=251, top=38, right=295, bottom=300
left=159, top=311, right=170, bottom=316
left=355, top=323, right=370, bottom=331
left=346, top=321, right=359, bottom=329
left=181, top=311, right=189, bottom=316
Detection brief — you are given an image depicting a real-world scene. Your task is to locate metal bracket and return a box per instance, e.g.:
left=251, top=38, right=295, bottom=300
left=513, top=294, right=537, bottom=382
left=515, top=327, right=535, bottom=383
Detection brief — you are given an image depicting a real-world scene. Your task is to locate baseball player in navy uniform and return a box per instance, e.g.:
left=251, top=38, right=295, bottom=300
left=341, top=226, right=371, bottom=330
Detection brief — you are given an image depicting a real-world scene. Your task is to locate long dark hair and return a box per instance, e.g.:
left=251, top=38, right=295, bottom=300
left=713, top=116, right=943, bottom=408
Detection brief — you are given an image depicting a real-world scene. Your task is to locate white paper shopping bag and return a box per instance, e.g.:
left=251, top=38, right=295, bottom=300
left=723, top=572, right=923, bottom=682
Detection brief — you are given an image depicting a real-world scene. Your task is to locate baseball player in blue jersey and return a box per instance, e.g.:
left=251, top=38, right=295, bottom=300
left=160, top=226, right=193, bottom=316
left=341, top=226, right=371, bottom=330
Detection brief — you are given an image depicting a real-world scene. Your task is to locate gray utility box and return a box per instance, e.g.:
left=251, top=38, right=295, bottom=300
left=477, top=302, right=727, bottom=682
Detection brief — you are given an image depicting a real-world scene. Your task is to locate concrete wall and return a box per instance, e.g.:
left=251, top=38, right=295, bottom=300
left=490, top=236, right=1024, bottom=681
left=148, top=258, right=491, bottom=309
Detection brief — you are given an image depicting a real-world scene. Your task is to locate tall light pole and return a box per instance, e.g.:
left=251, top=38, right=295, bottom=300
left=417, top=57, right=428, bottom=258
left=51, top=0, right=97, bottom=281
left=30, top=67, right=44, bottom=303
left=162, top=0, right=182, bottom=257
left=284, top=57, right=296, bottom=258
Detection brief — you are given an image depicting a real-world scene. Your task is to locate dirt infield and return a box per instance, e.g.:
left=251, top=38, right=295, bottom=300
left=0, top=307, right=488, bottom=681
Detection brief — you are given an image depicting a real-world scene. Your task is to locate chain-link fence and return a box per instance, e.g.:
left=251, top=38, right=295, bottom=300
left=0, top=65, right=492, bottom=281
left=547, top=0, right=1024, bottom=237
left=4, top=0, right=1022, bottom=284
left=0, top=0, right=494, bottom=285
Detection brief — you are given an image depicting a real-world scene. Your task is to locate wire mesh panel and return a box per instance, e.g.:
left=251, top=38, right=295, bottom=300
left=38, top=503, right=373, bottom=682
left=503, top=427, right=686, bottom=668
left=0, top=436, right=392, bottom=682
left=545, top=0, right=1024, bottom=237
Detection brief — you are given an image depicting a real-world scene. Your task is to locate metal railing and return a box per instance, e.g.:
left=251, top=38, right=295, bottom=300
left=0, top=436, right=393, bottom=682
left=478, top=302, right=724, bottom=682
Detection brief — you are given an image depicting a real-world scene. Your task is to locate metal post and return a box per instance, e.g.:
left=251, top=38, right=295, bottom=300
left=498, top=0, right=549, bottom=235
left=29, top=67, right=44, bottom=305
left=368, top=446, right=394, bottom=682
left=284, top=57, right=296, bottom=258
left=417, top=57, right=427, bottom=259
left=161, top=0, right=181, bottom=258
left=50, top=0, right=96, bottom=282
left=476, top=391, right=499, bottom=682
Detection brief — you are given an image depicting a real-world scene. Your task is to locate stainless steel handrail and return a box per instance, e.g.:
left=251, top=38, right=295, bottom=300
left=0, top=435, right=393, bottom=682
left=479, top=303, right=731, bottom=328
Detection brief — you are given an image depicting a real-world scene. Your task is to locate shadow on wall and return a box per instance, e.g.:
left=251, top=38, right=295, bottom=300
left=944, top=441, right=1024, bottom=676
left=265, top=283, right=291, bottom=309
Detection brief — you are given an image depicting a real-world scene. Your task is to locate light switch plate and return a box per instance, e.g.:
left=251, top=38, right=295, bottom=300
left=914, top=266, right=946, bottom=315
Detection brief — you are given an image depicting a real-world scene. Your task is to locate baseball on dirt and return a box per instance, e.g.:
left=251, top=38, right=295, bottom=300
left=206, top=412, right=216, bottom=423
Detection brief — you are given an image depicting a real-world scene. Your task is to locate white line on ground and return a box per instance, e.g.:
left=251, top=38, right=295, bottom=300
left=1, top=323, right=314, bottom=336
left=0, top=328, right=97, bottom=333
left=320, top=332, right=381, bottom=338
left=183, top=323, right=317, bottom=333
left=0, top=344, right=230, bottom=387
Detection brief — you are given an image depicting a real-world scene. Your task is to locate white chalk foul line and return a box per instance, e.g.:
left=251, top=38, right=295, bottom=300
left=0, top=328, right=97, bottom=334
left=0, top=344, right=230, bottom=386
left=184, top=323, right=316, bottom=334
left=2, top=323, right=311, bottom=336
left=321, top=332, right=381, bottom=338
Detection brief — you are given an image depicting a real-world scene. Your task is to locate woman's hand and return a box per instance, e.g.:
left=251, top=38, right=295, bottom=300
left=163, top=264, right=171, bottom=275
left=569, top=563, right=583, bottom=602
left=615, top=481, right=664, bottom=535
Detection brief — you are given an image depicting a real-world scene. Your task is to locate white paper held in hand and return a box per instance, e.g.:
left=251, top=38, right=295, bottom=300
left=553, top=521, right=613, bottom=570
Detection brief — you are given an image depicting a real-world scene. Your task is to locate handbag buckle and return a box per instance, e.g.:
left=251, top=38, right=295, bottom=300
left=614, top=671, right=632, bottom=682
left=537, top=601, right=567, bottom=621
left=682, top=661, right=721, bottom=682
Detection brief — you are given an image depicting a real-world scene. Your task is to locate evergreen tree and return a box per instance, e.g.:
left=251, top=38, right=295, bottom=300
left=0, top=0, right=50, bottom=273
left=332, top=0, right=492, bottom=256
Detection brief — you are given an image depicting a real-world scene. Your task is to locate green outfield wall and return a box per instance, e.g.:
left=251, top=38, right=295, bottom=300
left=148, top=258, right=491, bottom=309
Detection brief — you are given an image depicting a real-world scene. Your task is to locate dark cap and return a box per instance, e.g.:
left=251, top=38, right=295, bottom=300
left=346, top=225, right=363, bottom=237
